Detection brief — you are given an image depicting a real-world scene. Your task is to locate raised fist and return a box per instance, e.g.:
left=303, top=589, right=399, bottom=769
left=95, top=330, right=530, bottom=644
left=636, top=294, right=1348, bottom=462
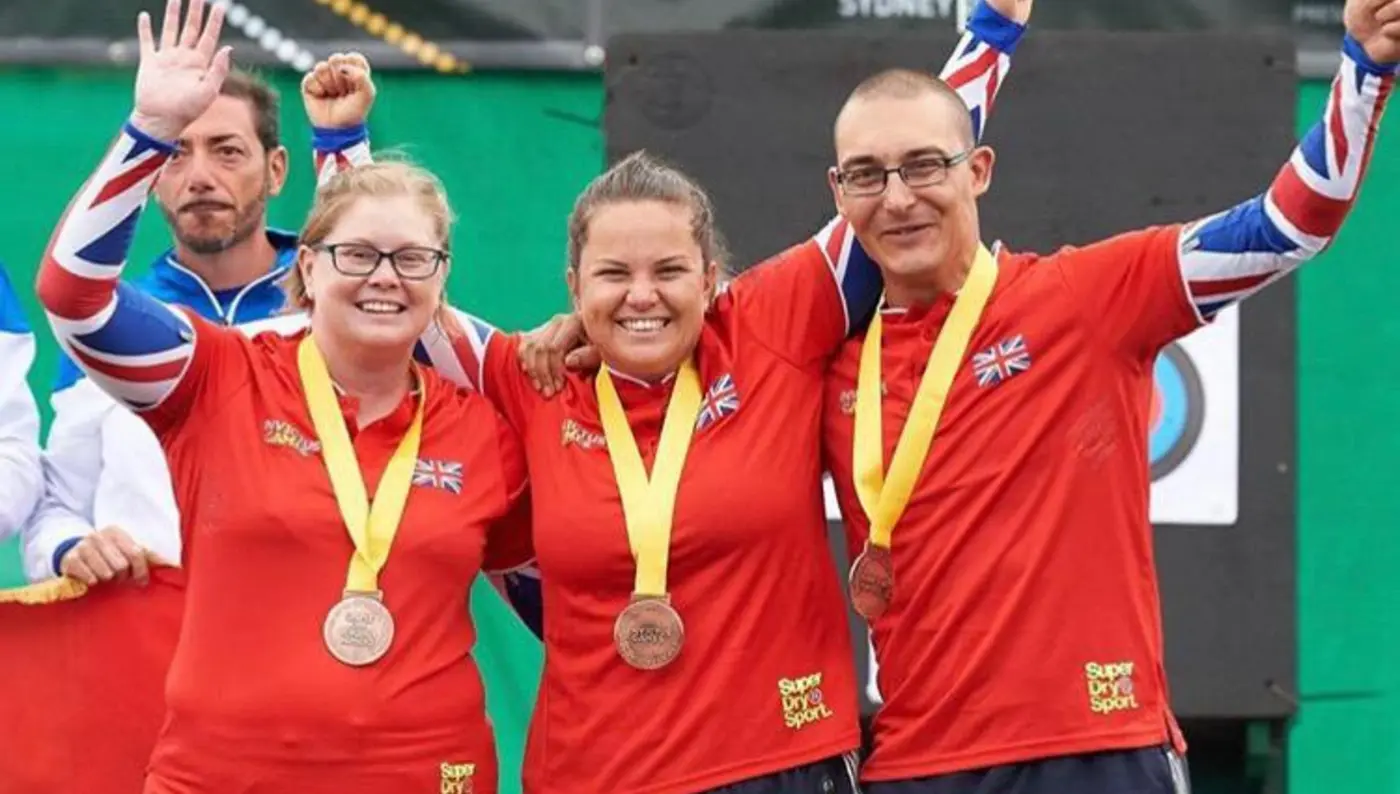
left=1346, top=0, right=1400, bottom=64
left=302, top=52, right=377, bottom=129
left=983, top=0, right=1033, bottom=25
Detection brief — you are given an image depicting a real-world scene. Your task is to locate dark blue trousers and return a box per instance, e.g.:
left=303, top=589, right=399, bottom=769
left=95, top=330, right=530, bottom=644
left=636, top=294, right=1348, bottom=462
left=705, top=754, right=861, bottom=794
left=863, top=746, right=1190, bottom=794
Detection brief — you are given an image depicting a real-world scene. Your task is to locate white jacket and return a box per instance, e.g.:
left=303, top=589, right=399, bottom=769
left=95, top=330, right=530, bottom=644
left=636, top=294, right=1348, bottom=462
left=21, top=237, right=300, bottom=581
left=0, top=262, right=42, bottom=542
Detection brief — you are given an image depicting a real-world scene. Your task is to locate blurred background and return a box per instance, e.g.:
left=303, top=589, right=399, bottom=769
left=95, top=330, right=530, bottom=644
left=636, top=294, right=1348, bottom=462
left=1, top=1, right=1396, bottom=792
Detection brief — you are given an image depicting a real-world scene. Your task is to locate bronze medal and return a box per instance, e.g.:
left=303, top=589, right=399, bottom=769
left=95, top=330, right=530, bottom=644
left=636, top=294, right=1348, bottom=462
left=614, top=595, right=685, bottom=670
left=849, top=542, right=894, bottom=620
left=850, top=249, right=997, bottom=622
left=323, top=591, right=395, bottom=666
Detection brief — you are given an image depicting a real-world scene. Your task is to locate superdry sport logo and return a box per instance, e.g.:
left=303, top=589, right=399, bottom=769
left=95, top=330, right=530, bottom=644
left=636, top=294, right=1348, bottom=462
left=262, top=419, right=320, bottom=456
left=1085, top=660, right=1141, bottom=716
left=440, top=761, right=475, bottom=794
left=838, top=381, right=887, bottom=416
left=779, top=672, right=836, bottom=730
left=561, top=419, right=605, bottom=450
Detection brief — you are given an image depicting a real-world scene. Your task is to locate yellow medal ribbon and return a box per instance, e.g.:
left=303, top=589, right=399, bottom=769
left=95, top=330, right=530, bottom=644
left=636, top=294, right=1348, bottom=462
left=854, top=245, right=998, bottom=550
left=297, top=336, right=425, bottom=594
left=596, top=361, right=703, bottom=597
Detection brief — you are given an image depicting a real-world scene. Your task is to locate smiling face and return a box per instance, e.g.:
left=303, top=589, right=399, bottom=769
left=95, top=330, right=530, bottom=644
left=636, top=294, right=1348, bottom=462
left=829, top=82, right=994, bottom=296
left=298, top=194, right=447, bottom=353
left=567, top=199, right=717, bottom=381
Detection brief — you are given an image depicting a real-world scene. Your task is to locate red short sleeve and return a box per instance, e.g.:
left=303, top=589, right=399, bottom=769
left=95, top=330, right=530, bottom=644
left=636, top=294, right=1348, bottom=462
left=723, top=226, right=882, bottom=366
left=1053, top=225, right=1205, bottom=363
left=482, top=412, right=533, bottom=573
left=477, top=333, right=538, bottom=434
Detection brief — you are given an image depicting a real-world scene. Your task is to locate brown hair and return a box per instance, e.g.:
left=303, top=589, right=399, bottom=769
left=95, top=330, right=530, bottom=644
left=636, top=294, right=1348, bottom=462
left=220, top=69, right=282, bottom=154
left=282, top=159, right=455, bottom=312
left=566, top=150, right=731, bottom=275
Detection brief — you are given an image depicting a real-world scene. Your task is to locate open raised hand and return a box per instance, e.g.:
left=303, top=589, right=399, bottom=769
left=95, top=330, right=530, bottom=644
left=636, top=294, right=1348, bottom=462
left=129, top=0, right=232, bottom=142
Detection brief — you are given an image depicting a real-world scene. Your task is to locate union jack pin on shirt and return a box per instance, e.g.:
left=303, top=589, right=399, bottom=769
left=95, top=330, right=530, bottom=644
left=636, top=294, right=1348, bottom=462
left=412, top=458, right=463, bottom=494
left=695, top=374, right=740, bottom=431
left=972, top=334, right=1032, bottom=388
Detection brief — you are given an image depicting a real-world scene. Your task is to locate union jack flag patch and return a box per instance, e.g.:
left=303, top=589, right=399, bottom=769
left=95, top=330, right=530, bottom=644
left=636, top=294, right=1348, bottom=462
left=972, top=335, right=1032, bottom=388
left=695, top=374, right=740, bottom=431
left=413, top=458, right=463, bottom=494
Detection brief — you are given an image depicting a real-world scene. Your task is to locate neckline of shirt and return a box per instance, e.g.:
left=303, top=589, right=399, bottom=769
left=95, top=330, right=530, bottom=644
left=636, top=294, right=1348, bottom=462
left=604, top=364, right=677, bottom=390
left=876, top=240, right=1003, bottom=320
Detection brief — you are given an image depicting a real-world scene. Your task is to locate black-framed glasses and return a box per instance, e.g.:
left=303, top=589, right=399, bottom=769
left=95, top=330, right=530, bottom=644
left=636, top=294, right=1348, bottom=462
left=834, top=149, right=973, bottom=197
left=315, top=243, right=448, bottom=280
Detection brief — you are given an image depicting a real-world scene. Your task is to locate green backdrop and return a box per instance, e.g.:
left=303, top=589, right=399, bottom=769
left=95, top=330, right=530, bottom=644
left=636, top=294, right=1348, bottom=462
left=0, top=67, right=1396, bottom=794
left=1290, top=79, right=1400, bottom=794
left=0, top=66, right=603, bottom=793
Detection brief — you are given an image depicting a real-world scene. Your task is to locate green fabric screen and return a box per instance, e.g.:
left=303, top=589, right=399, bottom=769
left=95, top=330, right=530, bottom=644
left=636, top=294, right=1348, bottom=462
left=0, top=66, right=604, bottom=793
left=1290, top=79, right=1400, bottom=794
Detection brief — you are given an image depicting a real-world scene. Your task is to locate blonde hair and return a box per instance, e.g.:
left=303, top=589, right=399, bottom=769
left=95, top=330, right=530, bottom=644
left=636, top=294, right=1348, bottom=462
left=283, top=159, right=455, bottom=311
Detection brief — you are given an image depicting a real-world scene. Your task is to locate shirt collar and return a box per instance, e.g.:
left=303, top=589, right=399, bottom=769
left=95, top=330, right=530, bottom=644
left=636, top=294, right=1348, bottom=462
left=876, top=240, right=1001, bottom=317
left=146, top=229, right=298, bottom=321
left=604, top=364, right=677, bottom=390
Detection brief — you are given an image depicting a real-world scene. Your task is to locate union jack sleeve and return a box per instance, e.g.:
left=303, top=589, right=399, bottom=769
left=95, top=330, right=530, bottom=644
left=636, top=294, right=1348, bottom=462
left=1178, top=37, right=1395, bottom=321
left=813, top=0, right=1024, bottom=331
left=415, top=306, right=498, bottom=394
left=36, top=122, right=197, bottom=412
left=313, top=124, right=373, bottom=185
left=942, top=0, right=1023, bottom=143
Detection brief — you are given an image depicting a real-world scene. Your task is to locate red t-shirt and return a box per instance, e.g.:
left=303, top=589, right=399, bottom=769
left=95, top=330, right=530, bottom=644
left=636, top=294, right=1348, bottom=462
left=447, top=233, right=879, bottom=794
left=139, top=318, right=529, bottom=794
left=823, top=228, right=1199, bottom=782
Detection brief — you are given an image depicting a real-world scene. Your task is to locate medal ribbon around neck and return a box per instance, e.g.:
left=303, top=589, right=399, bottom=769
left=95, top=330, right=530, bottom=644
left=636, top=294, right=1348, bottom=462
left=595, top=360, right=703, bottom=597
left=298, top=336, right=425, bottom=594
left=854, top=244, right=998, bottom=549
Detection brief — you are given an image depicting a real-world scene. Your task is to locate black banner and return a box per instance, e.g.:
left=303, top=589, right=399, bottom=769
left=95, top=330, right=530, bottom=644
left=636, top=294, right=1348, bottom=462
left=0, top=0, right=1344, bottom=71
left=605, top=24, right=1300, bottom=720
left=749, top=0, right=1291, bottom=30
